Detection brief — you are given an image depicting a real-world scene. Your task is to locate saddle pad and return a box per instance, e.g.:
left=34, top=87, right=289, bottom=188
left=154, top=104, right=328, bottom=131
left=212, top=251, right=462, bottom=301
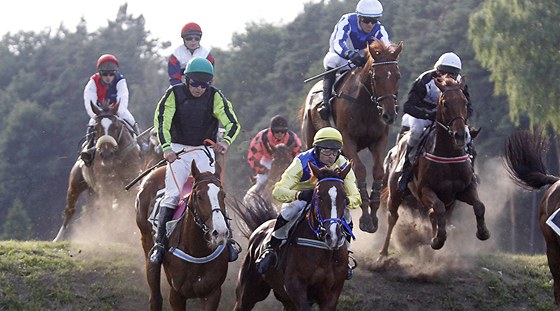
left=546, top=208, right=560, bottom=237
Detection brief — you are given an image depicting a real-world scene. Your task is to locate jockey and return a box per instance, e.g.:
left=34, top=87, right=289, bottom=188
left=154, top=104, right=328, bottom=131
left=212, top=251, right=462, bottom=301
left=168, top=22, right=215, bottom=85
left=397, top=52, right=474, bottom=192
left=150, top=57, right=240, bottom=265
left=318, top=0, right=390, bottom=120
left=255, top=127, right=361, bottom=279
left=246, top=115, right=302, bottom=195
left=81, top=54, right=140, bottom=167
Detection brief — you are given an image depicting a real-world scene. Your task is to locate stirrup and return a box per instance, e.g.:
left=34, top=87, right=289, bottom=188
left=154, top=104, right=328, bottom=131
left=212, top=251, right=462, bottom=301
left=227, top=240, right=241, bottom=262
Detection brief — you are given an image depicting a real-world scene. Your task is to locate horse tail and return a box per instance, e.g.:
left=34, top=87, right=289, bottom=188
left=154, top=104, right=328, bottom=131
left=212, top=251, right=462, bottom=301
left=504, top=130, right=560, bottom=190
left=228, top=193, right=277, bottom=239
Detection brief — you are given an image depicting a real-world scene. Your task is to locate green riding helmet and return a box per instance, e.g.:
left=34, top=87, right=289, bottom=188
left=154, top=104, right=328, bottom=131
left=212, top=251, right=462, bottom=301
left=184, top=57, right=214, bottom=83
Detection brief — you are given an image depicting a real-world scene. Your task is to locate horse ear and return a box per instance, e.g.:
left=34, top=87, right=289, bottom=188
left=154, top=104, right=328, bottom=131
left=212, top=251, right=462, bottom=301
left=214, top=161, right=222, bottom=179
left=309, top=161, right=320, bottom=177
left=458, top=76, right=466, bottom=90
left=393, top=41, right=403, bottom=58
left=91, top=101, right=101, bottom=115
left=191, top=160, right=200, bottom=179
left=470, top=127, right=481, bottom=139
left=434, top=77, right=445, bottom=92
left=340, top=161, right=352, bottom=179
left=108, top=100, right=120, bottom=114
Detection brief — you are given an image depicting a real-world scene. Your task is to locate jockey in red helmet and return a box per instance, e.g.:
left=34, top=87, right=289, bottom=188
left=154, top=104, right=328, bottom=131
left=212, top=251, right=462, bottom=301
left=81, top=54, right=142, bottom=166
left=168, top=22, right=215, bottom=85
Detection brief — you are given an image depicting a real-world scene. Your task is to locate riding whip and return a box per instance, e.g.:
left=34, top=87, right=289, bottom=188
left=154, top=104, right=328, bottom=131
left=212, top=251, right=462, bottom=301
left=303, top=62, right=350, bottom=83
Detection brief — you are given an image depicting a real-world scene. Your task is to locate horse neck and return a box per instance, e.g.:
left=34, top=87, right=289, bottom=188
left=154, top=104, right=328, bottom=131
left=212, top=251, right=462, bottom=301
left=181, top=206, right=209, bottom=252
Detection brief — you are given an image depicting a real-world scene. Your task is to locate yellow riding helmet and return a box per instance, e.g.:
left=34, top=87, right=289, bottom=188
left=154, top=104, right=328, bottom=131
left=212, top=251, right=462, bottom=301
left=313, top=127, right=343, bottom=149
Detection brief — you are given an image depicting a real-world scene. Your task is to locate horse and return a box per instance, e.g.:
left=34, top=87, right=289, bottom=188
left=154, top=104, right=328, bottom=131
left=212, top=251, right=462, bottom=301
left=136, top=160, right=231, bottom=311
left=233, top=163, right=353, bottom=311
left=53, top=100, right=142, bottom=241
left=301, top=39, right=403, bottom=234
left=380, top=77, right=490, bottom=256
left=503, top=129, right=560, bottom=306
left=243, top=142, right=296, bottom=208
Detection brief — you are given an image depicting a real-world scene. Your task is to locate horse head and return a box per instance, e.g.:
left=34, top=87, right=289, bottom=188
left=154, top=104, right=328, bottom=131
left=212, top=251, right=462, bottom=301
left=308, top=162, right=352, bottom=249
left=269, top=143, right=294, bottom=179
left=434, top=77, right=468, bottom=147
left=188, top=160, right=229, bottom=247
left=91, top=100, right=123, bottom=164
left=365, top=39, right=403, bottom=125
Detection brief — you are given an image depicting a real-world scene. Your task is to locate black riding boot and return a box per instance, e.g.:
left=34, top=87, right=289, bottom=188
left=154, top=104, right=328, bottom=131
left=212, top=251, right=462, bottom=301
left=398, top=145, right=414, bottom=192
left=80, top=126, right=96, bottom=167
left=318, top=69, right=336, bottom=120
left=149, top=206, right=175, bottom=265
left=345, top=221, right=355, bottom=280
left=227, top=239, right=240, bottom=262
left=255, top=215, right=289, bottom=274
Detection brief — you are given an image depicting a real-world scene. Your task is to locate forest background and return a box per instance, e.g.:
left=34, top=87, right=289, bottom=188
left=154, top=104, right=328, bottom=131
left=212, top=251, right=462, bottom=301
left=0, top=0, right=558, bottom=256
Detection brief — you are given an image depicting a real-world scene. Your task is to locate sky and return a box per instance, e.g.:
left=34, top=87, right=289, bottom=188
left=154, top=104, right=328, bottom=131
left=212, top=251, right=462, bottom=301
left=0, top=0, right=320, bottom=52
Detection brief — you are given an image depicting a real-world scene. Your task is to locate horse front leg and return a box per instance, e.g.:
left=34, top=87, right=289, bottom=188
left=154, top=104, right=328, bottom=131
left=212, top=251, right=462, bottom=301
left=420, top=190, right=447, bottom=250
left=368, top=141, right=388, bottom=234
left=146, top=262, right=163, bottom=311
left=457, top=186, right=490, bottom=241
left=379, top=190, right=402, bottom=258
left=200, top=287, right=221, bottom=311
left=54, top=162, right=89, bottom=242
left=284, top=279, right=312, bottom=311
left=343, top=140, right=375, bottom=233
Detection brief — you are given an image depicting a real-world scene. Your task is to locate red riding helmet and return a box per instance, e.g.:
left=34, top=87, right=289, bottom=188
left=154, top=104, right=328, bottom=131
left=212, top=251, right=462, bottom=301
left=181, top=22, right=203, bottom=38
left=96, top=54, right=119, bottom=72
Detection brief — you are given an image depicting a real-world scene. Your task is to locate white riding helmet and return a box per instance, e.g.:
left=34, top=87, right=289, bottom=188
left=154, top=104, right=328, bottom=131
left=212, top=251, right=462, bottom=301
left=356, top=0, right=383, bottom=17
left=434, top=52, right=462, bottom=74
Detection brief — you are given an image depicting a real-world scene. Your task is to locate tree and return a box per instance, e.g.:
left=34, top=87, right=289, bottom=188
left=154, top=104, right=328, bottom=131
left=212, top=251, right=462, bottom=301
left=1, top=199, right=33, bottom=240
left=470, top=0, right=560, bottom=130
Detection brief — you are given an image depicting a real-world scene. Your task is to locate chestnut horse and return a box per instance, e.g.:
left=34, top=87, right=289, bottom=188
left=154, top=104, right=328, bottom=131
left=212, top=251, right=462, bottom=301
left=233, top=163, right=353, bottom=311
left=243, top=142, right=296, bottom=209
left=53, top=101, right=142, bottom=241
left=301, top=39, right=403, bottom=234
left=504, top=129, right=560, bottom=306
left=380, top=77, right=490, bottom=256
left=136, top=161, right=231, bottom=311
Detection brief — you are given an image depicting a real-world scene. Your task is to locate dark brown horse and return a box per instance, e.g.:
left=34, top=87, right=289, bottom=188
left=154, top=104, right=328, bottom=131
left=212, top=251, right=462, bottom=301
left=504, top=129, right=560, bottom=306
left=233, top=163, right=353, bottom=311
left=53, top=101, right=142, bottom=241
left=243, top=142, right=296, bottom=208
left=380, top=77, right=490, bottom=256
left=136, top=161, right=230, bottom=311
left=301, top=39, right=403, bottom=234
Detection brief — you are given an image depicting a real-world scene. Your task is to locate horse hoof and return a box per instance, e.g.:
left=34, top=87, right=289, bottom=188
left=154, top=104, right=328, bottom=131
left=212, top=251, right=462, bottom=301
left=476, top=229, right=490, bottom=241
left=430, top=238, right=445, bottom=250
left=359, top=216, right=376, bottom=233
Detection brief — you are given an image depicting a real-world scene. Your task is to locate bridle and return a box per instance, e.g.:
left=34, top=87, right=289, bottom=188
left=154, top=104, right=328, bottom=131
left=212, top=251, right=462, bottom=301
left=307, top=177, right=354, bottom=247
left=435, top=87, right=467, bottom=137
left=184, top=175, right=226, bottom=235
left=360, top=60, right=399, bottom=112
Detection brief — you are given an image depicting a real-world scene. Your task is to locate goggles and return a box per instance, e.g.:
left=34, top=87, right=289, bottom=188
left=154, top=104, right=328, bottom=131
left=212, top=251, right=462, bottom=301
left=319, top=148, right=341, bottom=157
left=189, top=79, right=210, bottom=89
left=100, top=71, right=116, bottom=77
left=183, top=35, right=201, bottom=41
left=359, top=16, right=378, bottom=24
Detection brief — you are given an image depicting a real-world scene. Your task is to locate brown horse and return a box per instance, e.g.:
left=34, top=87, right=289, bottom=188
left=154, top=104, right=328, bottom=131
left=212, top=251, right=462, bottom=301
left=301, top=39, right=403, bottom=234
left=243, top=142, right=296, bottom=208
left=233, top=163, right=353, bottom=311
left=380, top=77, right=490, bottom=256
left=136, top=161, right=230, bottom=311
left=504, top=129, right=560, bottom=306
left=53, top=101, right=142, bottom=241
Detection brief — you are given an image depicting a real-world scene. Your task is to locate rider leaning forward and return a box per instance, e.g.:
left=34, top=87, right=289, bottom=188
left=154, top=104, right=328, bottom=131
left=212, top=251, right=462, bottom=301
left=150, top=57, right=241, bottom=265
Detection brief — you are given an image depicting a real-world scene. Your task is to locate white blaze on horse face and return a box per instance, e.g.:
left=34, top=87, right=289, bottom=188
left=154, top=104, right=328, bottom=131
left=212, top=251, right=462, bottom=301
left=208, top=184, right=228, bottom=235
left=100, top=118, right=112, bottom=135
left=328, top=186, right=339, bottom=244
left=387, top=71, right=392, bottom=79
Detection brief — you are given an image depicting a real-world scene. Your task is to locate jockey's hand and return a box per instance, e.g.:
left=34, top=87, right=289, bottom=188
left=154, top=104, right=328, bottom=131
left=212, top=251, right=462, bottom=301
left=347, top=51, right=366, bottom=67
left=163, top=149, right=178, bottom=163
left=214, top=141, right=229, bottom=155
left=297, top=189, right=314, bottom=203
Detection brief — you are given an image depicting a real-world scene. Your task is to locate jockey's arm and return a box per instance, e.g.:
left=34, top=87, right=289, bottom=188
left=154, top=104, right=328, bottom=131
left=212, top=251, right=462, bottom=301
left=272, top=159, right=304, bottom=203
left=115, top=78, right=129, bottom=112
left=153, top=88, right=176, bottom=152
left=83, top=79, right=98, bottom=119
left=212, top=90, right=240, bottom=147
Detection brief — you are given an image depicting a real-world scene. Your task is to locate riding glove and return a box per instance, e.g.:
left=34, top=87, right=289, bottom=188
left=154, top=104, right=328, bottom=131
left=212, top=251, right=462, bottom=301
left=346, top=51, right=366, bottom=67
left=297, top=189, right=314, bottom=202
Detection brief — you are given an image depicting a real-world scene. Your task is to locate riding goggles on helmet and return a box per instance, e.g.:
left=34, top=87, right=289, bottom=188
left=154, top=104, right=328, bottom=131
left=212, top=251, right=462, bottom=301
left=189, top=79, right=210, bottom=88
